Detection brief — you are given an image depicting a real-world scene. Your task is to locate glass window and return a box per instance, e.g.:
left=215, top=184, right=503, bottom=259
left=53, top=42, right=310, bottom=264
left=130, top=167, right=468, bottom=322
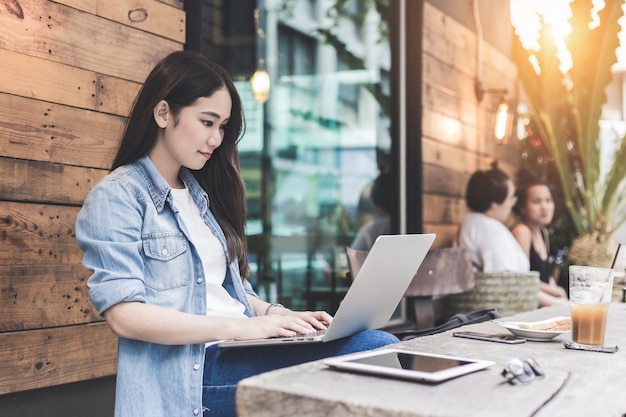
left=231, top=1, right=394, bottom=315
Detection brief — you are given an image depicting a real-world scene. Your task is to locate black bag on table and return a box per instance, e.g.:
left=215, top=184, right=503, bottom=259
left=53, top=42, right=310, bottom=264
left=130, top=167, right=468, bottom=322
left=395, top=308, right=501, bottom=341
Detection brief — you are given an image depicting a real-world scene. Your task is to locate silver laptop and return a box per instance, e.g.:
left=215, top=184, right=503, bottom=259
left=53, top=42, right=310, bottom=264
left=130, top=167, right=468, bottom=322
left=218, top=233, right=436, bottom=348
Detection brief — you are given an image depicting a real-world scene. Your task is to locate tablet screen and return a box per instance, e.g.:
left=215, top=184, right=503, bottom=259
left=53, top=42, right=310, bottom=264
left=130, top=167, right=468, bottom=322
left=324, top=349, right=494, bottom=383
left=348, top=351, right=473, bottom=373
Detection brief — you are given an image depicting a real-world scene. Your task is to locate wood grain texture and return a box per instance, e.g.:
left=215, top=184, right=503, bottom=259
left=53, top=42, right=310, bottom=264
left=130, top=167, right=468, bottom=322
left=422, top=137, right=480, bottom=174
left=51, top=0, right=184, bottom=14
left=0, top=158, right=105, bottom=205
left=0, top=322, right=117, bottom=395
left=423, top=164, right=468, bottom=196
left=0, top=264, right=100, bottom=332
left=422, top=224, right=458, bottom=248
left=423, top=194, right=466, bottom=225
left=422, top=81, right=477, bottom=126
left=157, top=0, right=184, bottom=9
left=422, top=52, right=475, bottom=104
left=0, top=49, right=97, bottom=110
left=0, top=0, right=181, bottom=83
left=96, top=0, right=186, bottom=43
left=421, top=107, right=479, bottom=150
left=51, top=0, right=97, bottom=14
left=0, top=201, right=81, bottom=266
left=423, top=3, right=476, bottom=59
left=422, top=26, right=475, bottom=79
left=96, top=74, right=142, bottom=117
left=0, top=93, right=123, bottom=168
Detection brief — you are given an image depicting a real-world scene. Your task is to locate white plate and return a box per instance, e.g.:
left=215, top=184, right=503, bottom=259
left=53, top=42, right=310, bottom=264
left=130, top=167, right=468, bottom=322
left=494, top=320, right=570, bottom=341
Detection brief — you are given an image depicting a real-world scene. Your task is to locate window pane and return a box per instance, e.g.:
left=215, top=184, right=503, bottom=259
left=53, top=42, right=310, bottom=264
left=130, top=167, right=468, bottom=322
left=237, top=1, right=393, bottom=315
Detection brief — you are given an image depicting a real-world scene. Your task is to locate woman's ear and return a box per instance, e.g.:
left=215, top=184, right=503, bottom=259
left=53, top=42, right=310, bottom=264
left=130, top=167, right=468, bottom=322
left=153, top=100, right=170, bottom=128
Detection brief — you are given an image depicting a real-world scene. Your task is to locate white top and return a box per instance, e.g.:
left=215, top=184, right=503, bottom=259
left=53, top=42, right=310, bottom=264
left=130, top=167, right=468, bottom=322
left=456, top=212, right=530, bottom=273
left=170, top=186, right=246, bottom=318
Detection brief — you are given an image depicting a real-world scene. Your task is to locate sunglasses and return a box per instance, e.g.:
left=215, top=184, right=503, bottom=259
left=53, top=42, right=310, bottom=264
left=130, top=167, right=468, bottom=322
left=501, top=357, right=545, bottom=385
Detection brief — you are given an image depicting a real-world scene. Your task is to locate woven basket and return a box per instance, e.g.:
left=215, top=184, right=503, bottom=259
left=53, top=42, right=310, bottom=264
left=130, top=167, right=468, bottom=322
left=443, top=271, right=540, bottom=318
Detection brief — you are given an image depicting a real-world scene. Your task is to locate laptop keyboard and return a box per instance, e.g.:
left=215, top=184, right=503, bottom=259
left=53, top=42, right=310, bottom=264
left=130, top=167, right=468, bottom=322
left=278, top=328, right=327, bottom=341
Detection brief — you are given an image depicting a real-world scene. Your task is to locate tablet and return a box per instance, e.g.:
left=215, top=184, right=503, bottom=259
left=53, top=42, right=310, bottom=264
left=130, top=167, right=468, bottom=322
left=324, top=348, right=495, bottom=383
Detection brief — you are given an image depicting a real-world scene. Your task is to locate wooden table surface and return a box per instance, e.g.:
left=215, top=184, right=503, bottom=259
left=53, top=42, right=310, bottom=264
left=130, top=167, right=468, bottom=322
left=236, top=302, right=626, bottom=417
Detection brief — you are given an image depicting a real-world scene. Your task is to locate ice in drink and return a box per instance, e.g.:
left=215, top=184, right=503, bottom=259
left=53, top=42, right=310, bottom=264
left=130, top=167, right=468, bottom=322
left=571, top=302, right=609, bottom=346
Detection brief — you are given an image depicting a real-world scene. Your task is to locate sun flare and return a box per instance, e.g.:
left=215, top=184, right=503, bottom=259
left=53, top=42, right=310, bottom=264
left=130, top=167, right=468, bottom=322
left=510, top=0, right=626, bottom=73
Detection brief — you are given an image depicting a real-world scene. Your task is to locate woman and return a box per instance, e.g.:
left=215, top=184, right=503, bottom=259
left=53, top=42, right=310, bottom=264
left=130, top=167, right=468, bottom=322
left=75, top=51, right=398, bottom=417
left=456, top=162, right=529, bottom=272
left=511, top=179, right=568, bottom=307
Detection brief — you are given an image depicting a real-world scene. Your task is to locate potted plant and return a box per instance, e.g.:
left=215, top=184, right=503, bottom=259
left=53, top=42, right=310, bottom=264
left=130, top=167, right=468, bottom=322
left=513, top=0, right=626, bottom=267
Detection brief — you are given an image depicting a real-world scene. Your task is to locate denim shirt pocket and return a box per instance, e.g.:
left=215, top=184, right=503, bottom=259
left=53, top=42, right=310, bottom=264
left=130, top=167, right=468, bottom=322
left=142, top=232, right=189, bottom=291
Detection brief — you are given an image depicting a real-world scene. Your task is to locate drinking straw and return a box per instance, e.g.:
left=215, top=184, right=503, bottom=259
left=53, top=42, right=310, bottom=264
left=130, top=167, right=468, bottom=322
left=610, top=243, right=622, bottom=269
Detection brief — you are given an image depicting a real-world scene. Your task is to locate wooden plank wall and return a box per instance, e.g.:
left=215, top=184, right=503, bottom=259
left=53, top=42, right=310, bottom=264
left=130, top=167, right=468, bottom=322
left=0, top=0, right=184, bottom=395
left=421, top=2, right=521, bottom=248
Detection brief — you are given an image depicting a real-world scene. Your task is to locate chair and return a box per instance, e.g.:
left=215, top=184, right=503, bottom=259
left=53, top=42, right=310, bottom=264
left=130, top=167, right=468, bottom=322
left=344, top=246, right=368, bottom=282
left=303, top=235, right=354, bottom=312
left=405, top=247, right=474, bottom=328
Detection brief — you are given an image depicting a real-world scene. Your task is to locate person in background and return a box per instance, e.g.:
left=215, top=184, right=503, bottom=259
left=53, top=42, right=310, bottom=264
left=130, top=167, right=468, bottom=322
left=75, top=51, right=398, bottom=417
left=351, top=172, right=393, bottom=251
left=456, top=161, right=529, bottom=273
left=511, top=177, right=568, bottom=306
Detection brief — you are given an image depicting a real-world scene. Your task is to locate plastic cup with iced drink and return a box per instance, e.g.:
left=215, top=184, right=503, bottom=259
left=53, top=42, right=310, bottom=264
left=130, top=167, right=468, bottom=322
left=569, top=265, right=614, bottom=348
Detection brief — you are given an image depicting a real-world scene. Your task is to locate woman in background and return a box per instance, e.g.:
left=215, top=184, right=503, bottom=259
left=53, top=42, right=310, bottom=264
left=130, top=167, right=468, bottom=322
left=512, top=178, right=568, bottom=307
left=456, top=162, right=529, bottom=273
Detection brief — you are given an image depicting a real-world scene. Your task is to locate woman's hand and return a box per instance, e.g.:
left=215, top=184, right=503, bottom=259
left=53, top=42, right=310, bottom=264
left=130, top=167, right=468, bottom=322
left=228, top=309, right=333, bottom=341
left=271, top=307, right=332, bottom=328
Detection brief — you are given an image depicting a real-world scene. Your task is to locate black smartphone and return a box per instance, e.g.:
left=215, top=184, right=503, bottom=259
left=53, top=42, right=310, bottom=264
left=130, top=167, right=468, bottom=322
left=453, top=331, right=526, bottom=344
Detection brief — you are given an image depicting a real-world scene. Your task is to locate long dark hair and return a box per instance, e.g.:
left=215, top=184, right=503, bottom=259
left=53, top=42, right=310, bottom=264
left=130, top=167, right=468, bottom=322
left=465, top=161, right=510, bottom=213
left=111, top=51, right=249, bottom=278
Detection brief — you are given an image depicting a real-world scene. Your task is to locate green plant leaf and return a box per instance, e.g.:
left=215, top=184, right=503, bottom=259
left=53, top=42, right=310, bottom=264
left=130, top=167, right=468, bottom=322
left=513, top=19, right=586, bottom=235
left=513, top=0, right=626, bottom=238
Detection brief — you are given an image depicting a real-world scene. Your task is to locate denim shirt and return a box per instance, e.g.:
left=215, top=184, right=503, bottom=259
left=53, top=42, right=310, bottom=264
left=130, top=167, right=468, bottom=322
left=75, top=155, right=256, bottom=417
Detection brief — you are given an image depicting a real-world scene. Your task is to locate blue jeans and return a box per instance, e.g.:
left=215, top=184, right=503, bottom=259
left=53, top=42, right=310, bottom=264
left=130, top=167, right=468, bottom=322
left=202, top=330, right=399, bottom=416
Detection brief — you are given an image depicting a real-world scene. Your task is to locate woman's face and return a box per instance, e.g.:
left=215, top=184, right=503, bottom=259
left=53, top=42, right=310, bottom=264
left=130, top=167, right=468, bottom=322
left=152, top=86, right=232, bottom=175
left=492, top=179, right=517, bottom=223
left=521, top=184, right=554, bottom=227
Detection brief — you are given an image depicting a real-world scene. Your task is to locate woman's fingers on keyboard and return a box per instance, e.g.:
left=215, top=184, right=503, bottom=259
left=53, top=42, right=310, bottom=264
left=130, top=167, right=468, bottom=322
left=289, top=311, right=331, bottom=329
